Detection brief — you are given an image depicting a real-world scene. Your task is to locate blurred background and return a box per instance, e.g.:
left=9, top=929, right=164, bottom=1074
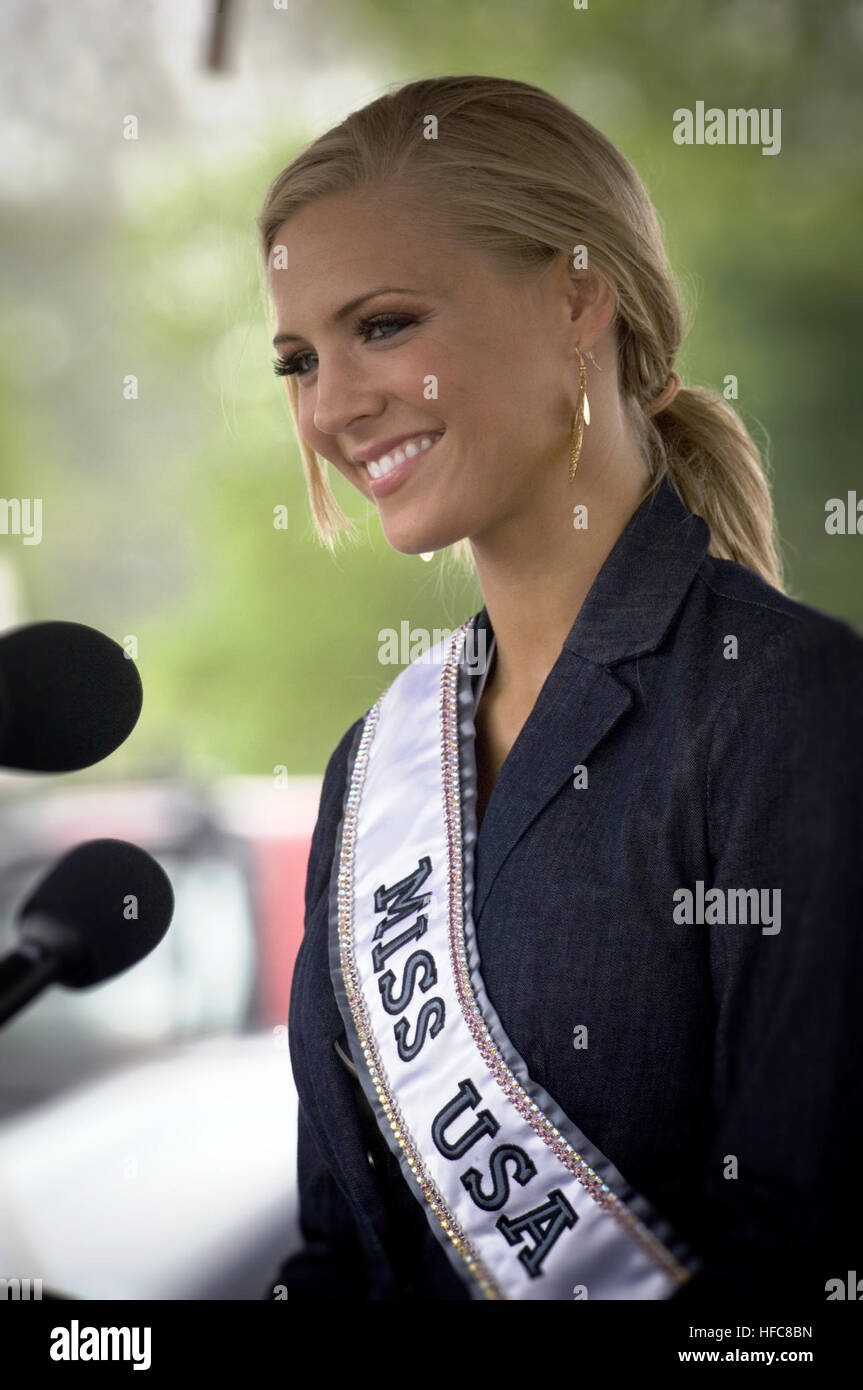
left=0, top=0, right=860, bottom=1299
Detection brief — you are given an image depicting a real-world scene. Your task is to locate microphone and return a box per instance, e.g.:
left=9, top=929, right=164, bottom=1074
left=0, top=620, right=143, bottom=772
left=0, top=839, right=174, bottom=1028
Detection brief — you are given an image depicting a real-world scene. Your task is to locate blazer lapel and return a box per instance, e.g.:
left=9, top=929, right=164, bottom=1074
left=473, top=656, right=632, bottom=922
left=471, top=475, right=711, bottom=922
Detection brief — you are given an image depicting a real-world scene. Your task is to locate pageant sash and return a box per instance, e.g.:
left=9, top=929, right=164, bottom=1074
left=328, top=620, right=701, bottom=1300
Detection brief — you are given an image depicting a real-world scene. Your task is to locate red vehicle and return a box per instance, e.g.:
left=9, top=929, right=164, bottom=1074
left=0, top=774, right=320, bottom=1119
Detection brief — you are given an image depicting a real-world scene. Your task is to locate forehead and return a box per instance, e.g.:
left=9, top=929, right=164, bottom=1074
left=267, top=187, right=494, bottom=322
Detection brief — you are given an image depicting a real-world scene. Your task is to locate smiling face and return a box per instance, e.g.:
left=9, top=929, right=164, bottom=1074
left=267, top=184, right=584, bottom=555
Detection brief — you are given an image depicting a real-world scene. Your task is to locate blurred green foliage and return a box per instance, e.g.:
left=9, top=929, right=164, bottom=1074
left=1, top=0, right=860, bottom=776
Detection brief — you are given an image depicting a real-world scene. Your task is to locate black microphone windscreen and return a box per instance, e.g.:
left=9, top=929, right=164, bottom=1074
left=0, top=621, right=143, bottom=772
left=16, top=838, right=174, bottom=987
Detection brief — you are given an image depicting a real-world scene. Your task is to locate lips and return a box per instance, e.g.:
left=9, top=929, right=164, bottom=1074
left=352, top=429, right=441, bottom=467
left=365, top=432, right=441, bottom=479
left=361, top=430, right=445, bottom=497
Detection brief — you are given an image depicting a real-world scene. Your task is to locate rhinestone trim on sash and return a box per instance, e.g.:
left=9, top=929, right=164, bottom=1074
left=336, top=694, right=504, bottom=1298
left=440, top=621, right=690, bottom=1287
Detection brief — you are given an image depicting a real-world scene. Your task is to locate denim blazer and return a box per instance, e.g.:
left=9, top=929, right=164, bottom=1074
left=273, top=475, right=863, bottom=1301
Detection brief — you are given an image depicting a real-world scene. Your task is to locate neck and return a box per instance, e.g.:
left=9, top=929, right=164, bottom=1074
left=469, top=428, right=652, bottom=703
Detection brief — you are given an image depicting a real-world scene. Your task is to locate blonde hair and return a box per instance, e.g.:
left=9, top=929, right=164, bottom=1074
left=257, top=75, right=783, bottom=589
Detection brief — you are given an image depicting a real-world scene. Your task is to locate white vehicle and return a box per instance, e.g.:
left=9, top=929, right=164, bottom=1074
left=0, top=1032, right=301, bottom=1300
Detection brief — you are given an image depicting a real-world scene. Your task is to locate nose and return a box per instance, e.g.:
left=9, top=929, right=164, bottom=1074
left=312, top=356, right=383, bottom=438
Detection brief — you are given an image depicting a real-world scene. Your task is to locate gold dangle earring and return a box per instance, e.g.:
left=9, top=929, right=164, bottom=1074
left=569, top=343, right=589, bottom=483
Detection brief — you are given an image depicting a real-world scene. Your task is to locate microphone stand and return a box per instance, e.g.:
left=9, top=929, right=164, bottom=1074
left=0, top=941, right=56, bottom=1028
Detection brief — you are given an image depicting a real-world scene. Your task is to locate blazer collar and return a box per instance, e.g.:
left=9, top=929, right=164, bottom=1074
left=473, top=475, right=711, bottom=669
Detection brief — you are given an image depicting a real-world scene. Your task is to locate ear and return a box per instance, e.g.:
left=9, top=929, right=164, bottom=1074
left=557, top=254, right=617, bottom=362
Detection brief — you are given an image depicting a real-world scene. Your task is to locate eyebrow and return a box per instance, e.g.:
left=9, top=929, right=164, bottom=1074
left=272, top=286, right=420, bottom=346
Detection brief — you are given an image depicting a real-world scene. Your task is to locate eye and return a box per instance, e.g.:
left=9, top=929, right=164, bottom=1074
left=272, top=312, right=420, bottom=380
left=272, top=350, right=315, bottom=378
left=354, top=311, right=418, bottom=342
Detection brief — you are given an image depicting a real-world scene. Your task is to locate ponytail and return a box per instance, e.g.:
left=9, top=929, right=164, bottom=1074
left=641, top=385, right=783, bottom=589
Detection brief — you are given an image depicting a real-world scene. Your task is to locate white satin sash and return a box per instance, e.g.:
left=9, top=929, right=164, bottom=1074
left=328, top=619, right=701, bottom=1299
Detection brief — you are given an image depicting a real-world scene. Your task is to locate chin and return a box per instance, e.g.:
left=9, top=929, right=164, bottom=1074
left=380, top=522, right=465, bottom=557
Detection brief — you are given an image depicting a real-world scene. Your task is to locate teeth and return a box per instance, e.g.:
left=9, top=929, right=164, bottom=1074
left=367, top=433, right=440, bottom=479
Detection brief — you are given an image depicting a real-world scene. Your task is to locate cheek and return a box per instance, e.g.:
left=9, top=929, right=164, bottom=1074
left=439, top=356, right=529, bottom=441
left=434, top=323, right=539, bottom=421
left=390, top=341, right=449, bottom=408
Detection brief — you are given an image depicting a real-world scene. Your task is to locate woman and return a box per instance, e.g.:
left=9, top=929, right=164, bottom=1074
left=258, top=76, right=863, bottom=1301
